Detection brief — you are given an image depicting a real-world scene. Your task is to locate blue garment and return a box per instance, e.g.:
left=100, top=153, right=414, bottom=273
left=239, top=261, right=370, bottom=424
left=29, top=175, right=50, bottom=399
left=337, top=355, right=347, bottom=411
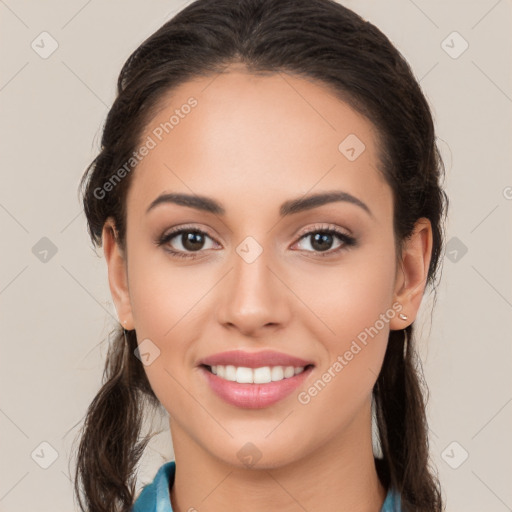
left=132, top=460, right=402, bottom=511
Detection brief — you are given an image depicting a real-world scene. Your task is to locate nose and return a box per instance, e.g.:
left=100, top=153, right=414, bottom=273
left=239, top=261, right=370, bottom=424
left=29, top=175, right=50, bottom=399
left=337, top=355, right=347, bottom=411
left=216, top=247, right=291, bottom=337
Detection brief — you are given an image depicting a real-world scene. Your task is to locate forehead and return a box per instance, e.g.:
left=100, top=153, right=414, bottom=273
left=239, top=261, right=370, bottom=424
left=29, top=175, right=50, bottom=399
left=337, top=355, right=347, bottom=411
left=127, top=69, right=390, bottom=219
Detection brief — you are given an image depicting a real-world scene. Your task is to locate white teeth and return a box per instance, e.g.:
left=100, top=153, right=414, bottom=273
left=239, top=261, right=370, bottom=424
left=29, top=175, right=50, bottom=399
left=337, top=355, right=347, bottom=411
left=284, top=366, right=295, bottom=378
left=209, top=364, right=306, bottom=383
left=236, top=367, right=253, bottom=383
left=225, top=365, right=237, bottom=381
left=270, top=366, right=284, bottom=381
left=253, top=367, right=272, bottom=383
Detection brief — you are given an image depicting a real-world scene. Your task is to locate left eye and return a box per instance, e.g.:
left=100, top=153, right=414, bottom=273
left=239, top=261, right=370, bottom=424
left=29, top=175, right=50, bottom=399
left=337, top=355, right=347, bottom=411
left=295, top=228, right=354, bottom=254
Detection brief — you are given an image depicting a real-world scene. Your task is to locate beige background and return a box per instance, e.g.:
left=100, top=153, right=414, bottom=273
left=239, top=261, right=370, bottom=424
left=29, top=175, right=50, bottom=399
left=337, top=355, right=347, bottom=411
left=1, top=1, right=511, bottom=510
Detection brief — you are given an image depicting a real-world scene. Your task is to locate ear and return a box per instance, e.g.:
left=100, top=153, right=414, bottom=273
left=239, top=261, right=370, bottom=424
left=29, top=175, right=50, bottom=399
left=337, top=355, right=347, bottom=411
left=390, top=217, right=433, bottom=331
left=102, top=217, right=134, bottom=331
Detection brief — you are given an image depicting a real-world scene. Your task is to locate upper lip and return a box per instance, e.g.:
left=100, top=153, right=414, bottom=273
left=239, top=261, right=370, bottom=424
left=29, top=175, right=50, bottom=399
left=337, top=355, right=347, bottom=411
left=199, top=350, right=314, bottom=369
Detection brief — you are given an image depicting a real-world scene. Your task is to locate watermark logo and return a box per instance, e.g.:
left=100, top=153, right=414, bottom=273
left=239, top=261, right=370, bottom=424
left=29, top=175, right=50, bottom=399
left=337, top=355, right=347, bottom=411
left=31, top=31, right=59, bottom=59
left=236, top=442, right=262, bottom=468
left=441, top=31, right=469, bottom=60
left=445, top=236, right=468, bottom=263
left=32, top=237, right=58, bottom=263
left=31, top=441, right=59, bottom=469
left=441, top=441, right=469, bottom=469
left=338, top=134, right=366, bottom=161
left=134, top=338, right=161, bottom=366
left=236, top=236, right=263, bottom=264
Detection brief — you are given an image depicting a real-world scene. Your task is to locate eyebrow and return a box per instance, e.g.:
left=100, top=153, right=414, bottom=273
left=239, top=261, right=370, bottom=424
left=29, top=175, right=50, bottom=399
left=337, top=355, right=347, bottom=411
left=145, top=190, right=373, bottom=218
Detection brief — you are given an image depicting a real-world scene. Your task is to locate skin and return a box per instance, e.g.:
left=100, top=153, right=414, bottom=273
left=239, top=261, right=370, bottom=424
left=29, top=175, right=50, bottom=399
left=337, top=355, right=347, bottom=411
left=102, top=64, right=432, bottom=512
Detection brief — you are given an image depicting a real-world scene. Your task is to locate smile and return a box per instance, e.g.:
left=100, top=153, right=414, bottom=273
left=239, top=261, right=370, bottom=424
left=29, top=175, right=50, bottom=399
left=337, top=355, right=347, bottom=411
left=200, top=364, right=314, bottom=409
left=205, top=364, right=309, bottom=384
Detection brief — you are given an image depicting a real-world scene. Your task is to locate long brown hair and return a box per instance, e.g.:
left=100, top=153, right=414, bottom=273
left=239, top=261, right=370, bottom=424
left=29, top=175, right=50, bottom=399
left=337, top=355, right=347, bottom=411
left=74, top=1, right=448, bottom=510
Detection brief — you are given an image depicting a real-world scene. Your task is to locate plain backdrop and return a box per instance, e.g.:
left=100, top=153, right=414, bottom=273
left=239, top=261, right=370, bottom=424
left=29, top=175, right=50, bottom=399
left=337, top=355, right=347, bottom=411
left=1, top=1, right=511, bottom=510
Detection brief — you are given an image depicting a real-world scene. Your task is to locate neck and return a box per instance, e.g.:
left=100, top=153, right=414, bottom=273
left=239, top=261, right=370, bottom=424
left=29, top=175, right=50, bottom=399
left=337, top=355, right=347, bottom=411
left=168, top=404, right=387, bottom=512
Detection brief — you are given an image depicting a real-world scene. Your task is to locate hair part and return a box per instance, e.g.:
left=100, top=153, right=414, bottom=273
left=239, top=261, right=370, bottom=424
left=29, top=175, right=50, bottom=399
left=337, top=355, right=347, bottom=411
left=75, top=1, right=448, bottom=510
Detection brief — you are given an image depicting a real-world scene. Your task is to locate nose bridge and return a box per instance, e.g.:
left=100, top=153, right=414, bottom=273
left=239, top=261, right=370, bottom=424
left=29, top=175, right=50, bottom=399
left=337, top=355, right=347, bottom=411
left=216, top=237, right=288, bottom=333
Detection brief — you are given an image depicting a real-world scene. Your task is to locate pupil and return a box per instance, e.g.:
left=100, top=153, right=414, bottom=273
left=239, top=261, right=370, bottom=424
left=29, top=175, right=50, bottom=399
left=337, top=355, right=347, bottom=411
left=183, top=232, right=204, bottom=251
left=312, top=233, right=332, bottom=252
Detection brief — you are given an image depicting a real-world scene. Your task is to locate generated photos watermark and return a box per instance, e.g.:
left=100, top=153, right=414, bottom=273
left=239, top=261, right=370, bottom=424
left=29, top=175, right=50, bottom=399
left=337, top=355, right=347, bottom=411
left=93, top=97, right=198, bottom=200
left=297, top=301, right=404, bottom=405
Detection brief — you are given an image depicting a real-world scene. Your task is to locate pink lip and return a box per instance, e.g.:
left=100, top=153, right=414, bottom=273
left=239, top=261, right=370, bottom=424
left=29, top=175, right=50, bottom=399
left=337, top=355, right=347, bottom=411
left=198, top=349, right=314, bottom=368
left=200, top=365, right=314, bottom=409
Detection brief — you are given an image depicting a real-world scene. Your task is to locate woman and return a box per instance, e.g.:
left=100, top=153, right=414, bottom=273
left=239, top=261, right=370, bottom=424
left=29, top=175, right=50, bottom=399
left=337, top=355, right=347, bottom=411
left=74, top=0, right=448, bottom=510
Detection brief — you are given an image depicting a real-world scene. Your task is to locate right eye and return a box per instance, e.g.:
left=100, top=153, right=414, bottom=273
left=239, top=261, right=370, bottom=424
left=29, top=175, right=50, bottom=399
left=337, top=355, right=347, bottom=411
left=156, top=226, right=220, bottom=259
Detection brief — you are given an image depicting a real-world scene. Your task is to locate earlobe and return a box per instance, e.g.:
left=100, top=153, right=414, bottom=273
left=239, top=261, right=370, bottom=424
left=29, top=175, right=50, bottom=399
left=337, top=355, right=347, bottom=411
left=102, top=218, right=134, bottom=330
left=390, top=218, right=433, bottom=331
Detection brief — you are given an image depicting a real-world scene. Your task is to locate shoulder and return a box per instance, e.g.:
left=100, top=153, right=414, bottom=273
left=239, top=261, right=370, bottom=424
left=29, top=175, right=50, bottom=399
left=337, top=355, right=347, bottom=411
left=132, top=461, right=401, bottom=512
left=380, top=486, right=402, bottom=512
left=132, top=461, right=176, bottom=512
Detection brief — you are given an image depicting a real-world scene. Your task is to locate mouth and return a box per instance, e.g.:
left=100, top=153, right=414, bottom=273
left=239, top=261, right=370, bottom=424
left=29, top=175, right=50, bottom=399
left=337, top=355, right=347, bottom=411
left=198, top=363, right=315, bottom=409
left=197, top=349, right=315, bottom=408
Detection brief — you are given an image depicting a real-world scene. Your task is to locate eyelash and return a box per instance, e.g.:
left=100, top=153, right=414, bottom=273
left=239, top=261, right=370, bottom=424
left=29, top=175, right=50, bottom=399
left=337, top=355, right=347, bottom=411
left=155, top=223, right=357, bottom=260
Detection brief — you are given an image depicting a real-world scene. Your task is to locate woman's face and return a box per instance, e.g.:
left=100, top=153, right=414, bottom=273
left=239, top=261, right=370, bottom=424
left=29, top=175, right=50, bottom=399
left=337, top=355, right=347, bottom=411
left=117, top=67, right=407, bottom=468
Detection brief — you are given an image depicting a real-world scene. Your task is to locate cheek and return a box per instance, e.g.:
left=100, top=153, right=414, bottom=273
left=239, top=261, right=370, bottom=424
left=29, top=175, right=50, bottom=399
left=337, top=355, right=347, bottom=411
left=303, top=239, right=396, bottom=343
left=127, top=241, right=210, bottom=339
left=294, top=286, right=393, bottom=435
left=125, top=246, right=214, bottom=403
left=301, top=241, right=396, bottom=398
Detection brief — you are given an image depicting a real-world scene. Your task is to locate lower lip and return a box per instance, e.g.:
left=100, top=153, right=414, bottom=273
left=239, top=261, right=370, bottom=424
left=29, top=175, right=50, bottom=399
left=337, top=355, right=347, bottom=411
left=200, top=365, right=314, bottom=409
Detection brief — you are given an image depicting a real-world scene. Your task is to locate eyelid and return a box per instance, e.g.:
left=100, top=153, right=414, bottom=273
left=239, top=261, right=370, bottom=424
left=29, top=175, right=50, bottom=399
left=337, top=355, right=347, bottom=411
left=159, top=223, right=221, bottom=247
left=160, top=222, right=351, bottom=241
left=293, top=222, right=353, bottom=241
